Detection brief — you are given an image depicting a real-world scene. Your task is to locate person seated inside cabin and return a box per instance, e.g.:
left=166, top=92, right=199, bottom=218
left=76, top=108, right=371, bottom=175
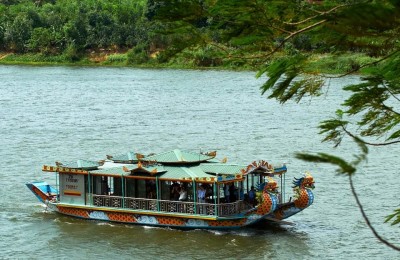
left=179, top=185, right=187, bottom=201
left=146, top=180, right=157, bottom=199
left=248, top=186, right=256, bottom=206
left=224, top=184, right=230, bottom=203
left=203, top=183, right=212, bottom=202
left=197, top=184, right=206, bottom=203
left=101, top=177, right=110, bottom=195
left=147, top=186, right=156, bottom=199
left=229, top=183, right=237, bottom=202
left=170, top=181, right=180, bottom=201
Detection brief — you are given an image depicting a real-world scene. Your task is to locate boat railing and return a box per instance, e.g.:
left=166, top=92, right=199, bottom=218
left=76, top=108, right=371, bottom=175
left=125, top=197, right=158, bottom=211
left=91, top=194, right=249, bottom=217
left=218, top=201, right=252, bottom=216
left=93, top=195, right=124, bottom=208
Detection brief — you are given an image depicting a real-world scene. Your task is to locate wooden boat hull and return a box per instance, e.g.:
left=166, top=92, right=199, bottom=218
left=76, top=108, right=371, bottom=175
left=27, top=182, right=277, bottom=230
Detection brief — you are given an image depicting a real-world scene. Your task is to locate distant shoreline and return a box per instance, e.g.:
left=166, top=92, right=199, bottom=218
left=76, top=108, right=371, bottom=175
left=0, top=51, right=374, bottom=75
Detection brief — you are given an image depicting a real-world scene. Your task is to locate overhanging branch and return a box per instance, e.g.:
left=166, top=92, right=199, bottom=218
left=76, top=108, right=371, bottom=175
left=284, top=3, right=351, bottom=26
left=341, top=124, right=400, bottom=146
left=325, top=49, right=400, bottom=79
left=349, top=175, right=400, bottom=251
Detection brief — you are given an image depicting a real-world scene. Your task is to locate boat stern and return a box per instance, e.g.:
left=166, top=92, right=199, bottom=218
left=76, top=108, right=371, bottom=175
left=26, top=181, right=57, bottom=204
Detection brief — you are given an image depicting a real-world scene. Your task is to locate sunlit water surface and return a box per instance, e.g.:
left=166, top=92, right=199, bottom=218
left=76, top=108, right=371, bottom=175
left=0, top=65, right=398, bottom=259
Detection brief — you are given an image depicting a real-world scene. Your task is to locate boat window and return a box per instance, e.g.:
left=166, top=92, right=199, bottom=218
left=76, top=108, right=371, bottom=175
left=137, top=179, right=146, bottom=198
left=145, top=180, right=156, bottom=199
left=160, top=181, right=170, bottom=200
left=125, top=178, right=136, bottom=197
left=113, top=177, right=122, bottom=196
left=92, top=176, right=109, bottom=195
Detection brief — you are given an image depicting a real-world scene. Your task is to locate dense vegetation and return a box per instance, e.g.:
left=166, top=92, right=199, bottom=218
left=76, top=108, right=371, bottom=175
left=0, top=0, right=374, bottom=71
left=0, top=0, right=160, bottom=65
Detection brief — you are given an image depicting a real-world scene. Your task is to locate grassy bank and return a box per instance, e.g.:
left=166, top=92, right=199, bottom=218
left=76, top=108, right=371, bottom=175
left=306, top=53, right=377, bottom=75
left=0, top=51, right=377, bottom=74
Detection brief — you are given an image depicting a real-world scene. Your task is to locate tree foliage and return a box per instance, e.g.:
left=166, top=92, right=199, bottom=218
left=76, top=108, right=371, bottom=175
left=0, top=0, right=150, bottom=54
left=149, top=0, right=400, bottom=249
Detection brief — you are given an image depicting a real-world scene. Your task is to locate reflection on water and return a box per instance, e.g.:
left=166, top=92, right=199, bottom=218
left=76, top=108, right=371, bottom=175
left=0, top=65, right=399, bottom=259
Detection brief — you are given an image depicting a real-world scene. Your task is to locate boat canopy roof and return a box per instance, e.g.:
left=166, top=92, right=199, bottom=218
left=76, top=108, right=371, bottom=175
left=141, top=149, right=216, bottom=164
left=200, top=163, right=247, bottom=175
left=42, top=149, right=287, bottom=183
left=106, top=151, right=138, bottom=163
left=88, top=163, right=246, bottom=183
left=55, top=159, right=100, bottom=170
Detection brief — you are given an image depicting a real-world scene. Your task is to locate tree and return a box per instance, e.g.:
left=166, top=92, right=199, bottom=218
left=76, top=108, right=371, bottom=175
left=4, top=13, right=31, bottom=52
left=0, top=0, right=154, bottom=54
left=27, top=27, right=53, bottom=53
left=151, top=0, right=400, bottom=250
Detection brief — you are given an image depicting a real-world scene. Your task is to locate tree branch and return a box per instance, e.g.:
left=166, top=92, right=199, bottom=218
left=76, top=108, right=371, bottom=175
left=349, top=175, right=400, bottom=251
left=284, top=3, right=351, bottom=26
left=382, top=82, right=400, bottom=103
left=341, top=124, right=400, bottom=146
left=379, top=100, right=400, bottom=117
left=234, top=18, right=328, bottom=60
left=325, top=49, right=400, bottom=79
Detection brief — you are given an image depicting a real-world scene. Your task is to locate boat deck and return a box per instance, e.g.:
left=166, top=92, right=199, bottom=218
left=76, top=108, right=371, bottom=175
left=60, top=194, right=254, bottom=217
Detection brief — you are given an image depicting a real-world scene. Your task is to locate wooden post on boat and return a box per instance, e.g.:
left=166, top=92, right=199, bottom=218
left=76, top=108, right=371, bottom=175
left=156, top=176, right=160, bottom=211
left=280, top=174, right=283, bottom=203
left=214, top=183, right=218, bottom=217
left=193, top=180, right=197, bottom=214
left=56, top=171, right=59, bottom=201
left=121, top=174, right=125, bottom=208
left=87, top=171, right=91, bottom=205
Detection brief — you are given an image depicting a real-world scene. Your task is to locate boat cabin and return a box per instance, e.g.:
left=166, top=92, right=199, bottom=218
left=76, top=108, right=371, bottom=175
left=43, top=149, right=287, bottom=217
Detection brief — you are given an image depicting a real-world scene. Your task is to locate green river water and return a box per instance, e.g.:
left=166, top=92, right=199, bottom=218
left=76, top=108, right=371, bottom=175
left=0, top=65, right=398, bottom=259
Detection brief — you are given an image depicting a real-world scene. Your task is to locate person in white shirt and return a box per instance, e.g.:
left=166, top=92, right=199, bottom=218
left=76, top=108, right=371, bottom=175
left=179, top=186, right=187, bottom=201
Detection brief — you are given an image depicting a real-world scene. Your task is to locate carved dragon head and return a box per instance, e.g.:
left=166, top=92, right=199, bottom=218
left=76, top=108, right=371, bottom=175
left=292, top=172, right=315, bottom=208
left=292, top=172, right=315, bottom=190
left=258, top=177, right=279, bottom=194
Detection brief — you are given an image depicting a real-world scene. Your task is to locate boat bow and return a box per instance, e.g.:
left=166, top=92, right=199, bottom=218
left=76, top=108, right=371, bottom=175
left=269, top=172, right=315, bottom=220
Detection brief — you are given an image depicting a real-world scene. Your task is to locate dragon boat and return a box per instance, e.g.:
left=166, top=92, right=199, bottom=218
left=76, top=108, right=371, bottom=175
left=26, top=149, right=315, bottom=229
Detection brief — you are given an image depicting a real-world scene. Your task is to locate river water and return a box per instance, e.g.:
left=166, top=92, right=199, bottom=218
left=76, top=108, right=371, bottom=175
left=0, top=65, right=398, bottom=259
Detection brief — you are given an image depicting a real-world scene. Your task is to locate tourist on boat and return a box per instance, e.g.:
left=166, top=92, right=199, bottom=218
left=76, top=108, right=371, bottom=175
left=197, top=184, right=206, bottom=203
left=229, top=183, right=236, bottom=202
left=145, top=180, right=156, bottom=199
left=179, top=186, right=187, bottom=201
left=248, top=186, right=256, bottom=206
left=101, top=177, right=109, bottom=195
left=170, top=181, right=180, bottom=201
left=147, top=186, right=156, bottom=199
left=224, top=184, right=230, bottom=203
left=203, top=183, right=212, bottom=202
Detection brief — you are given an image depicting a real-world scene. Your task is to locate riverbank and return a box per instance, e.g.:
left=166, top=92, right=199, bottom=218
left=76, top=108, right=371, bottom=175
left=0, top=50, right=256, bottom=71
left=0, top=51, right=377, bottom=74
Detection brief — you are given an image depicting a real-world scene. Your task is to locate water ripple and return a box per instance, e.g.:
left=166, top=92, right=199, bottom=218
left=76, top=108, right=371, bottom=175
left=0, top=65, right=398, bottom=259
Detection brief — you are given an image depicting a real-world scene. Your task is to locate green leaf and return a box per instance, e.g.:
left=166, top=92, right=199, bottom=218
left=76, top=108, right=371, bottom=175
left=352, top=136, right=368, bottom=158
left=319, top=118, right=349, bottom=147
left=295, top=152, right=356, bottom=175
left=335, top=109, right=344, bottom=118
left=388, top=130, right=400, bottom=140
left=385, top=209, right=400, bottom=225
